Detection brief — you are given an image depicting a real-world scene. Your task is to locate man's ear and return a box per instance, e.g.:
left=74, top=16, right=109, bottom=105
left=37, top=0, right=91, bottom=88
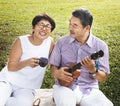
left=85, top=25, right=91, bottom=30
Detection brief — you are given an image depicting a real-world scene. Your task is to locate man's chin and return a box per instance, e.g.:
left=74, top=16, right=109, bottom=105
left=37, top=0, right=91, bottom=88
left=70, top=34, right=75, bottom=38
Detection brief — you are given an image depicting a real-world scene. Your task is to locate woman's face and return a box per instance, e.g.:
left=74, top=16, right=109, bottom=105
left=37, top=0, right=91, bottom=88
left=33, top=19, right=52, bottom=40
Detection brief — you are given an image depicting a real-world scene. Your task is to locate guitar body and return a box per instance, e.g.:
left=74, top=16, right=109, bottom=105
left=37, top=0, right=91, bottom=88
left=58, top=69, right=80, bottom=87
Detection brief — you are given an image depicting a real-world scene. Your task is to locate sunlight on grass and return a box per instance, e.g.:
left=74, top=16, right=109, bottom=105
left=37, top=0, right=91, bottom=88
left=0, top=0, right=120, bottom=105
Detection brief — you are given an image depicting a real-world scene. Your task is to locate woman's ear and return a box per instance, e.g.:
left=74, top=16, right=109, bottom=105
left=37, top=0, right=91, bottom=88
left=32, top=28, right=34, bottom=34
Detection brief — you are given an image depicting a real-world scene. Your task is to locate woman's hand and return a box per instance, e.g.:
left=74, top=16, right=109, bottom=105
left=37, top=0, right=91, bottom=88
left=8, top=57, right=39, bottom=71
left=26, top=57, right=39, bottom=68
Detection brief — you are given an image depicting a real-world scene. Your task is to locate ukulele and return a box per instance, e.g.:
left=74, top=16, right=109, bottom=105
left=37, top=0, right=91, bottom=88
left=58, top=50, right=104, bottom=87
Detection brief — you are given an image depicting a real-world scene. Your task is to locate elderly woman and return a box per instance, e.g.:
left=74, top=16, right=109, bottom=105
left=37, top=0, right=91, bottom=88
left=0, top=14, right=55, bottom=106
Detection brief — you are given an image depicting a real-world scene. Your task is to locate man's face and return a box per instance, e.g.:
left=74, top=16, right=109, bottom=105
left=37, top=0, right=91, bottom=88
left=69, top=16, right=87, bottom=39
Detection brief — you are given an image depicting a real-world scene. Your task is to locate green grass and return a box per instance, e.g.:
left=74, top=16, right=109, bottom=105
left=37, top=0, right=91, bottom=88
left=0, top=0, right=120, bottom=105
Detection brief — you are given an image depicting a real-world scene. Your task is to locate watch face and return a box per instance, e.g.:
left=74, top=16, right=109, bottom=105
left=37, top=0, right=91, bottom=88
left=92, top=73, right=97, bottom=77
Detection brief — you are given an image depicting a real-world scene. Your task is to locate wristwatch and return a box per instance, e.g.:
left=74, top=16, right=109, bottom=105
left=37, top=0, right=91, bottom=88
left=89, top=69, right=98, bottom=77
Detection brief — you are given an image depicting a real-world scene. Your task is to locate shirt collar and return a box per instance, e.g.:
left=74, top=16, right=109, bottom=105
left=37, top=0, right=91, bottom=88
left=86, top=33, right=93, bottom=48
left=69, top=36, right=75, bottom=44
left=68, top=33, right=93, bottom=48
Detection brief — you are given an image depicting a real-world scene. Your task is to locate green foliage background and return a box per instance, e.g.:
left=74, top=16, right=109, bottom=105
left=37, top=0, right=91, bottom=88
left=0, top=0, right=120, bottom=105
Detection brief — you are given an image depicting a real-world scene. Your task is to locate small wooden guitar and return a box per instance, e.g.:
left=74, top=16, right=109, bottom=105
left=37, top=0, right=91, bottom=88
left=58, top=50, right=104, bottom=87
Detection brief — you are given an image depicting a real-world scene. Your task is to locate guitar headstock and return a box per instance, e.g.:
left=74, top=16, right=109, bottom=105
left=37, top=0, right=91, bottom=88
left=90, top=50, right=104, bottom=60
left=68, top=50, right=104, bottom=73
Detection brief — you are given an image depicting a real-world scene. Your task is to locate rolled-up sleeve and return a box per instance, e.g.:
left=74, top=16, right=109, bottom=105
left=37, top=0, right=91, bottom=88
left=49, top=40, right=61, bottom=67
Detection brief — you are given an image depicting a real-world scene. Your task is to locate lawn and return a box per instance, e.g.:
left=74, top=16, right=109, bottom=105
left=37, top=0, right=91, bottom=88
left=0, top=0, right=120, bottom=105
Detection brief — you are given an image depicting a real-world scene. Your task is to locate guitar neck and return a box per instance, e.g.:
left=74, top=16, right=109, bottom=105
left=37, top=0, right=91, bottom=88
left=67, top=63, right=82, bottom=73
left=67, top=50, right=104, bottom=73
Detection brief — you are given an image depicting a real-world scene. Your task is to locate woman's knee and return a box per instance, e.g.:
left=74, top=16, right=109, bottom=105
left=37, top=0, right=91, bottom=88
left=106, top=100, right=114, bottom=106
left=6, top=97, right=33, bottom=106
left=20, top=100, right=33, bottom=106
left=55, top=101, right=75, bottom=106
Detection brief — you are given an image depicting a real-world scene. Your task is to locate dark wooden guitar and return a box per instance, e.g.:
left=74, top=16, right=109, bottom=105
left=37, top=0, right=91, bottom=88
left=58, top=50, right=104, bottom=87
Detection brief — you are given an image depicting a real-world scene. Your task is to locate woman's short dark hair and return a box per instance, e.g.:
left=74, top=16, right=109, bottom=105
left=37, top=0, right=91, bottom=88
left=72, top=8, right=93, bottom=28
left=32, top=14, right=56, bottom=32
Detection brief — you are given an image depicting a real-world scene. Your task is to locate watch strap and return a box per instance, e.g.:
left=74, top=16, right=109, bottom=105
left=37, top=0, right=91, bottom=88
left=89, top=69, right=98, bottom=77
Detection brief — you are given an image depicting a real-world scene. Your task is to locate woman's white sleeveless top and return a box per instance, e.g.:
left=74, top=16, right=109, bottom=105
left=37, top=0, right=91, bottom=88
left=6, top=35, right=52, bottom=89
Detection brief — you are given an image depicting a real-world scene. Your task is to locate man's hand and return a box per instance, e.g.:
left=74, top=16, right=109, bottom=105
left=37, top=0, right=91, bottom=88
left=51, top=66, right=73, bottom=82
left=81, top=56, right=96, bottom=73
